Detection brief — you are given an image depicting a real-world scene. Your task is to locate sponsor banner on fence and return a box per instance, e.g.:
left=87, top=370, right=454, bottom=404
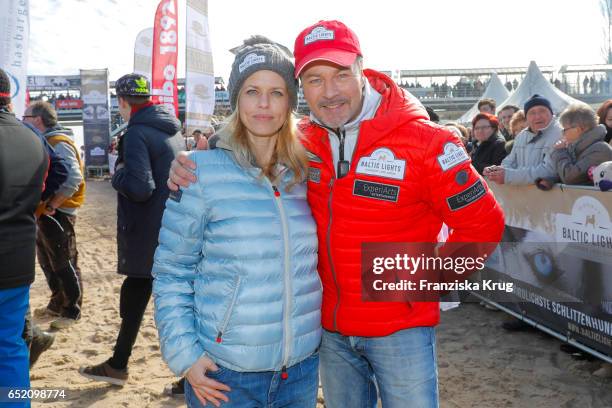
left=484, top=184, right=612, bottom=359
left=185, top=0, right=215, bottom=135
left=80, top=69, right=110, bottom=167
left=27, top=75, right=80, bottom=91
left=0, top=0, right=30, bottom=118
left=55, top=99, right=83, bottom=109
left=134, top=27, right=153, bottom=80
left=151, top=0, right=179, bottom=116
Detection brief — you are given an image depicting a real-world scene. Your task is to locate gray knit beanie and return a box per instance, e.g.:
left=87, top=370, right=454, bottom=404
left=227, top=35, right=298, bottom=111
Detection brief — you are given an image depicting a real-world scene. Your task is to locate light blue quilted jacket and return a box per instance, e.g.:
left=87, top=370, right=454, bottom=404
left=152, top=146, right=321, bottom=376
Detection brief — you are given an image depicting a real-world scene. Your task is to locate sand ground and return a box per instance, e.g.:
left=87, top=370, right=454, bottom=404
left=29, top=180, right=612, bottom=407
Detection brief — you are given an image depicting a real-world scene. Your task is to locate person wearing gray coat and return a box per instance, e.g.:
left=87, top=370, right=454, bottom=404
left=536, top=104, right=612, bottom=189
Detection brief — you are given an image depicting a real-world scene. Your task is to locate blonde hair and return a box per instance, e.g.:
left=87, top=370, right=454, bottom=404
left=509, top=110, right=526, bottom=136
left=224, top=107, right=307, bottom=191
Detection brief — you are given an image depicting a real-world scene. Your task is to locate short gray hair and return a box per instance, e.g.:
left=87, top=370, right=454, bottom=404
left=559, top=103, right=597, bottom=131
left=29, top=101, right=58, bottom=128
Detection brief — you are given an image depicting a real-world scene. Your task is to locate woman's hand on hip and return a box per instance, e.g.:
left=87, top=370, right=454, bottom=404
left=186, top=355, right=231, bottom=407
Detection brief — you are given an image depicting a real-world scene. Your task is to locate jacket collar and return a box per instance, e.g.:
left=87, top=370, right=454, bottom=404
left=525, top=118, right=560, bottom=143
left=213, top=124, right=291, bottom=181
left=130, top=101, right=156, bottom=118
left=213, top=125, right=234, bottom=152
left=44, top=125, right=74, bottom=139
left=569, top=124, right=606, bottom=156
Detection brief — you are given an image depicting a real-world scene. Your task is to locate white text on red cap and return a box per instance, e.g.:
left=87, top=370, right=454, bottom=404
left=304, top=27, right=335, bottom=45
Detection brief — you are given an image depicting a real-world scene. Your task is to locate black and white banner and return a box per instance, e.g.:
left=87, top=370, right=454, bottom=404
left=0, top=0, right=30, bottom=118
left=483, top=184, right=612, bottom=360
left=80, top=69, right=111, bottom=167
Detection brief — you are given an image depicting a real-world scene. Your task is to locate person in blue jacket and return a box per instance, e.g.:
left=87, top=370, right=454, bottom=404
left=152, top=36, right=322, bottom=408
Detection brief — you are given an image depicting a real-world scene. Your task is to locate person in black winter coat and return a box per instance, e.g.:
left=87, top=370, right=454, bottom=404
left=596, top=99, right=612, bottom=144
left=79, top=74, right=184, bottom=386
left=471, top=112, right=508, bottom=175
left=20, top=121, right=68, bottom=367
left=0, top=68, right=49, bottom=395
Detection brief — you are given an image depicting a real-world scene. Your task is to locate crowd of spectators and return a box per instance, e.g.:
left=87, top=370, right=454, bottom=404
left=29, top=92, right=79, bottom=104
left=399, top=74, right=612, bottom=98
left=451, top=95, right=612, bottom=191
left=399, top=78, right=490, bottom=98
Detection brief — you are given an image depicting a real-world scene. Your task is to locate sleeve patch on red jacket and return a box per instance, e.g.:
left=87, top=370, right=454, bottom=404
left=437, top=142, right=470, bottom=171
left=455, top=169, right=469, bottom=185
left=446, top=179, right=485, bottom=211
left=308, top=167, right=321, bottom=183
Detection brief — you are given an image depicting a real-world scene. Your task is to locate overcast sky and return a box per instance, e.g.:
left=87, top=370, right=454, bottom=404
left=28, top=0, right=606, bottom=82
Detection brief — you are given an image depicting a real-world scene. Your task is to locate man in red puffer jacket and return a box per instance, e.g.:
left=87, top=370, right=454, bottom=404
left=168, top=20, right=505, bottom=408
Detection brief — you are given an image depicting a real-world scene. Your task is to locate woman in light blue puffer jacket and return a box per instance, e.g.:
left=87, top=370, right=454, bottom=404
left=152, top=37, right=321, bottom=408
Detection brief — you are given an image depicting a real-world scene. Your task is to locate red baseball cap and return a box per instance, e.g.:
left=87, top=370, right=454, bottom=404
left=293, top=20, right=362, bottom=78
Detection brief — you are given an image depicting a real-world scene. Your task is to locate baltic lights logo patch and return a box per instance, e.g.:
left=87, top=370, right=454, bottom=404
left=304, top=26, right=335, bottom=45
left=239, top=53, right=266, bottom=73
left=437, top=142, right=470, bottom=171
left=356, top=148, right=406, bottom=180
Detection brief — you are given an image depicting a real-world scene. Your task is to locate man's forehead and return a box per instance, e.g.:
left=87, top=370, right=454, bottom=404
left=528, top=106, right=551, bottom=114
left=300, top=59, right=353, bottom=77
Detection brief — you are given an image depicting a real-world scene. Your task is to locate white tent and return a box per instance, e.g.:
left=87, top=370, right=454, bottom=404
left=495, top=61, right=582, bottom=116
left=458, top=72, right=510, bottom=124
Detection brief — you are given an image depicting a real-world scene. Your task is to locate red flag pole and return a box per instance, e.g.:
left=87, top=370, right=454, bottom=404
left=151, top=0, right=179, bottom=117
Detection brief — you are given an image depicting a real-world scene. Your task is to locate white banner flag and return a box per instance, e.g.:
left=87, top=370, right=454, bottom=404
left=133, top=27, right=153, bottom=80
left=0, top=0, right=30, bottom=118
left=185, top=0, right=215, bottom=135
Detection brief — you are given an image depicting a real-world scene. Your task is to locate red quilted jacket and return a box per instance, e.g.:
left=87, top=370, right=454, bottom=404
left=299, top=69, right=505, bottom=336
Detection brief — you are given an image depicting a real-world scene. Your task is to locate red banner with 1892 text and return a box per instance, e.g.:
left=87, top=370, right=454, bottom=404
left=151, top=0, right=178, bottom=116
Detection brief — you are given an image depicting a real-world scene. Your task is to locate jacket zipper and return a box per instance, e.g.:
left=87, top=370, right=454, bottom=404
left=270, top=183, right=292, bottom=379
left=326, top=177, right=341, bottom=331
left=216, top=275, right=242, bottom=343
left=325, top=126, right=350, bottom=179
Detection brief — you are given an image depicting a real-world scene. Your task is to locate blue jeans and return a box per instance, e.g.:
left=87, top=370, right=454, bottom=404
left=0, top=285, right=31, bottom=408
left=320, top=327, right=438, bottom=408
left=185, top=353, right=319, bottom=408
